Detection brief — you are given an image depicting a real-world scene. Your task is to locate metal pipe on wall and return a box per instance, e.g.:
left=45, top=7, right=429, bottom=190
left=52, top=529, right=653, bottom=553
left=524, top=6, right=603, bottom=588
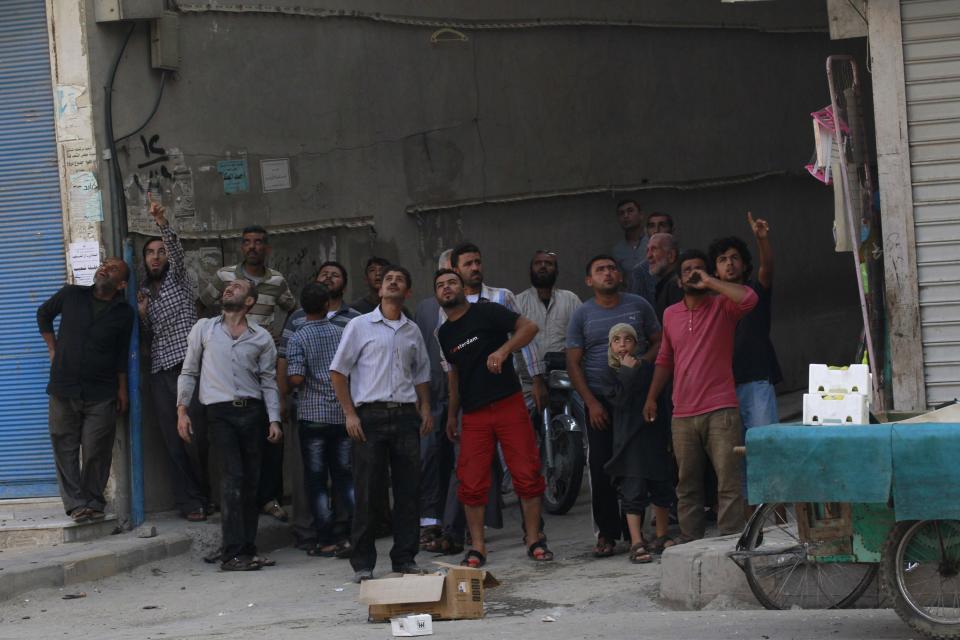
left=123, top=238, right=145, bottom=527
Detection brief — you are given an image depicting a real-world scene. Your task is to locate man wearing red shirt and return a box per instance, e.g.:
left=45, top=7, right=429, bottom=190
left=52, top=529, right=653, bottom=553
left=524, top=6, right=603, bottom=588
left=643, top=249, right=757, bottom=541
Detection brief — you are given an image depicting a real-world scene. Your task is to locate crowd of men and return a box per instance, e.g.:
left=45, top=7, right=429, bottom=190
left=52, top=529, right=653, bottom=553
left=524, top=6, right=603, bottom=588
left=37, top=196, right=780, bottom=575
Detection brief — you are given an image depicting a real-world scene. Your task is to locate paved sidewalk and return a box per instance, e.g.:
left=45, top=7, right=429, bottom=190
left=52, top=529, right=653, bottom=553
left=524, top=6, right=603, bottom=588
left=0, top=511, right=292, bottom=603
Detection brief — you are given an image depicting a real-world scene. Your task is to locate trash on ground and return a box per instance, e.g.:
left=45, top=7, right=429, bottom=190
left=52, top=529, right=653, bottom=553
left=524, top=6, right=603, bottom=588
left=541, top=615, right=556, bottom=622
left=62, top=593, right=86, bottom=600
left=391, top=613, right=433, bottom=636
left=360, top=561, right=498, bottom=622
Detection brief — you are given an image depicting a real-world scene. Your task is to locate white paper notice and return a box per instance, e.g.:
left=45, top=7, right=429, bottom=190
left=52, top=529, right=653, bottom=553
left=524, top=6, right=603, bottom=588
left=260, top=158, right=291, bottom=192
left=69, top=241, right=100, bottom=285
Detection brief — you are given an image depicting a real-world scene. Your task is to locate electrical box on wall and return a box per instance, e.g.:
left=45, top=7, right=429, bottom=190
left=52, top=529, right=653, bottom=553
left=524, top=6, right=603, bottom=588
left=151, top=12, right=180, bottom=70
left=94, top=0, right=164, bottom=23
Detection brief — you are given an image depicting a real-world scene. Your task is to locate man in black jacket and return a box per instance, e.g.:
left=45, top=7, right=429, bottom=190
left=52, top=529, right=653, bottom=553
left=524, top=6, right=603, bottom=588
left=37, top=257, right=134, bottom=522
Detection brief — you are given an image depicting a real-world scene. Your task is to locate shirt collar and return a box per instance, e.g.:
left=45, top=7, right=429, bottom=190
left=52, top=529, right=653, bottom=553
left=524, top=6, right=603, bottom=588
left=234, top=261, right=273, bottom=280
left=369, top=305, right=408, bottom=327
left=215, top=315, right=255, bottom=334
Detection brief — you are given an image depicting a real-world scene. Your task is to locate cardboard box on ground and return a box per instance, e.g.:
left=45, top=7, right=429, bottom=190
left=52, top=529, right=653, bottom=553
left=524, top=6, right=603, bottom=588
left=359, top=562, right=500, bottom=623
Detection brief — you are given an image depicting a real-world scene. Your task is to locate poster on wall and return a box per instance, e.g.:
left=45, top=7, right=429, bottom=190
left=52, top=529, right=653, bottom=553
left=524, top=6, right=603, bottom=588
left=68, top=241, right=100, bottom=285
left=217, top=159, right=249, bottom=194
left=69, top=171, right=104, bottom=222
left=261, top=158, right=292, bottom=192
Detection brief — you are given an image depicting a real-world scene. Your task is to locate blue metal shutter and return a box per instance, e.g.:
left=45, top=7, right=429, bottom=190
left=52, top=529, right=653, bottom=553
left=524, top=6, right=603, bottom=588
left=0, top=0, right=67, bottom=497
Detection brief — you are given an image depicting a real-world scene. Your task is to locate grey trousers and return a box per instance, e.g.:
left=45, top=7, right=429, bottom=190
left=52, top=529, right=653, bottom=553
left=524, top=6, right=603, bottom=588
left=48, top=395, right=117, bottom=514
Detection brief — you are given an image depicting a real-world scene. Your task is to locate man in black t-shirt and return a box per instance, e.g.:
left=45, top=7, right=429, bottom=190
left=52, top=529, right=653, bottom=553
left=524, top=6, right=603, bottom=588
left=709, top=214, right=782, bottom=509
left=434, top=269, right=553, bottom=567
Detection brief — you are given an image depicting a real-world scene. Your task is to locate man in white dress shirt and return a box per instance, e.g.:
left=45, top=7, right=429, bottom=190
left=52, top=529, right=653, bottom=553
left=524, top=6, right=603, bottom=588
left=330, top=265, right=432, bottom=583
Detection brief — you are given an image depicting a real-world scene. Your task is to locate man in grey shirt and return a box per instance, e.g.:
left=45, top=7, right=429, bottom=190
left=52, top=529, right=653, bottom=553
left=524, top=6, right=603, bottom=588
left=177, top=278, right=282, bottom=572
left=566, top=255, right=661, bottom=557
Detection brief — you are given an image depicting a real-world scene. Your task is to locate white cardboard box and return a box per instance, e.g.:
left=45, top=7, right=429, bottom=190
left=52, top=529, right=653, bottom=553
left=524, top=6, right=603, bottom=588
left=803, top=393, right=869, bottom=425
left=391, top=614, right=433, bottom=636
left=808, top=364, right=871, bottom=395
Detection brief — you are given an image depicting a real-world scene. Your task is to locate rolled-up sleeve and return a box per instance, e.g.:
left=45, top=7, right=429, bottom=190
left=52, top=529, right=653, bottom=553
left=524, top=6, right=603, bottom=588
left=654, top=316, right=675, bottom=370
left=286, top=334, right=306, bottom=378
left=176, top=320, right=205, bottom=407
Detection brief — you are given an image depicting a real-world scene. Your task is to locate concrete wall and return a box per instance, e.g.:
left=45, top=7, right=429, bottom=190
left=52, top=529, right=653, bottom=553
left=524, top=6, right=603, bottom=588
left=76, top=0, right=870, bottom=510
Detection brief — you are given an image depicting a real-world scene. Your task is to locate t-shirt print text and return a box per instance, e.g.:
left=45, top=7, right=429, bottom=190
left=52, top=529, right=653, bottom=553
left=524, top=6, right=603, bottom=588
left=450, top=336, right=479, bottom=354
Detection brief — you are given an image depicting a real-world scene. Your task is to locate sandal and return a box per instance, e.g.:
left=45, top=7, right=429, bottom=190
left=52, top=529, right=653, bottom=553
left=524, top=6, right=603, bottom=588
left=629, top=543, right=653, bottom=564
left=306, top=544, right=337, bottom=557
left=423, top=533, right=464, bottom=556
left=262, top=500, right=288, bottom=522
left=527, top=540, right=554, bottom=562
left=251, top=555, right=276, bottom=567
left=647, top=535, right=679, bottom=555
left=593, top=537, right=617, bottom=558
left=221, top=556, right=260, bottom=572
left=70, top=507, right=92, bottom=523
left=419, top=525, right=443, bottom=546
left=460, top=549, right=487, bottom=568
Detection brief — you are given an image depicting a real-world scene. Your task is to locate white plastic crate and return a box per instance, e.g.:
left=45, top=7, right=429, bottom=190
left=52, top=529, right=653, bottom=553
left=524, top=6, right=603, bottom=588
left=802, top=393, right=869, bottom=426
left=808, top=364, right=872, bottom=395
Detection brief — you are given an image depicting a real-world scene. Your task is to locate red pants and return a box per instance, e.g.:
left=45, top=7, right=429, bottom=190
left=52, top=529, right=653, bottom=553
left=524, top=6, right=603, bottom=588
left=457, top=392, right=545, bottom=506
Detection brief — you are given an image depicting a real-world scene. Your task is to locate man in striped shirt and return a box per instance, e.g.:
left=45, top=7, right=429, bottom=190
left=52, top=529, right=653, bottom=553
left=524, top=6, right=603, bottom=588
left=200, top=225, right=296, bottom=522
left=200, top=226, right=296, bottom=342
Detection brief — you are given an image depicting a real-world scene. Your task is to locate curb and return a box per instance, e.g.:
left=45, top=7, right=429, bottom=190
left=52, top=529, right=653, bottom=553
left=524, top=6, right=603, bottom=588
left=658, top=532, right=755, bottom=609
left=0, top=532, right=192, bottom=603
left=0, top=514, right=296, bottom=604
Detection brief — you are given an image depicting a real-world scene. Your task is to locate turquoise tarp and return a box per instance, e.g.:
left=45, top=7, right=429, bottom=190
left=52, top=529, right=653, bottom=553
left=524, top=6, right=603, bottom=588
left=891, top=423, right=960, bottom=521
left=746, top=424, right=893, bottom=505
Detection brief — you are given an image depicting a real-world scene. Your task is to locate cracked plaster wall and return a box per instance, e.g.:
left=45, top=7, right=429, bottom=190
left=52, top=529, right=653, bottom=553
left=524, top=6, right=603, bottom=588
left=77, top=1, right=871, bottom=510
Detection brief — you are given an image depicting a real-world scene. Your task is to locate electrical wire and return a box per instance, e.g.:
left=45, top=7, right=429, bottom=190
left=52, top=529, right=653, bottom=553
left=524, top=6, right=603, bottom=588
left=173, top=2, right=828, bottom=34
left=116, top=70, right=168, bottom=143
left=104, top=22, right=137, bottom=251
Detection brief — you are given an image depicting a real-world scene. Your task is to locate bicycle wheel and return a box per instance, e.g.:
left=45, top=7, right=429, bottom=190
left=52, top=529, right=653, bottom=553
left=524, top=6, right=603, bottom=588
left=881, top=520, right=960, bottom=639
left=740, top=503, right=877, bottom=610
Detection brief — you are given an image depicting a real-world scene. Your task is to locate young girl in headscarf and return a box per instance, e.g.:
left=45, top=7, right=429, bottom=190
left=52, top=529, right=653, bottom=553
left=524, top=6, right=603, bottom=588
left=604, top=323, right=677, bottom=563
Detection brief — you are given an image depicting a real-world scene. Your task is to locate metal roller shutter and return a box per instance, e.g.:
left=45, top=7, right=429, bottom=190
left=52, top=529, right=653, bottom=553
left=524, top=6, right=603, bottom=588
left=902, top=0, right=960, bottom=405
left=0, top=0, right=67, bottom=497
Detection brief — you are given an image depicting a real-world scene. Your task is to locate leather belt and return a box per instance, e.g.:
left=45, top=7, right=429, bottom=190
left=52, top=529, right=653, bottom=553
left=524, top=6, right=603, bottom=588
left=359, top=401, right=414, bottom=410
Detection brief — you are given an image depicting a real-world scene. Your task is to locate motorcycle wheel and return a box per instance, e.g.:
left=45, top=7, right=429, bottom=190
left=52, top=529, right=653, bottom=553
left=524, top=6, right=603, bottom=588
left=540, top=419, right=585, bottom=515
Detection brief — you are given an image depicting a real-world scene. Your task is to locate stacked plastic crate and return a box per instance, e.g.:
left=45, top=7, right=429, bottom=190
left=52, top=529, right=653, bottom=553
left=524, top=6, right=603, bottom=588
left=802, top=364, right=871, bottom=425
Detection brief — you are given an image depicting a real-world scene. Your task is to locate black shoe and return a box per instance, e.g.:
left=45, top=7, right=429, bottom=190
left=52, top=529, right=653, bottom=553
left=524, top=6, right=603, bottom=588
left=392, top=562, right=424, bottom=575
left=353, top=569, right=373, bottom=583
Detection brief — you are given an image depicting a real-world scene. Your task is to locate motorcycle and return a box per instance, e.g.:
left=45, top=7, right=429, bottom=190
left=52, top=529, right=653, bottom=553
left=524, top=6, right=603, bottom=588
left=537, top=352, right=586, bottom=515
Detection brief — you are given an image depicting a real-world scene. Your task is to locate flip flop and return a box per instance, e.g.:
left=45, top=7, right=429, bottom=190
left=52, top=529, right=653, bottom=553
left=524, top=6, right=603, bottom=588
left=527, top=540, right=554, bottom=562
left=460, top=549, right=486, bottom=568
